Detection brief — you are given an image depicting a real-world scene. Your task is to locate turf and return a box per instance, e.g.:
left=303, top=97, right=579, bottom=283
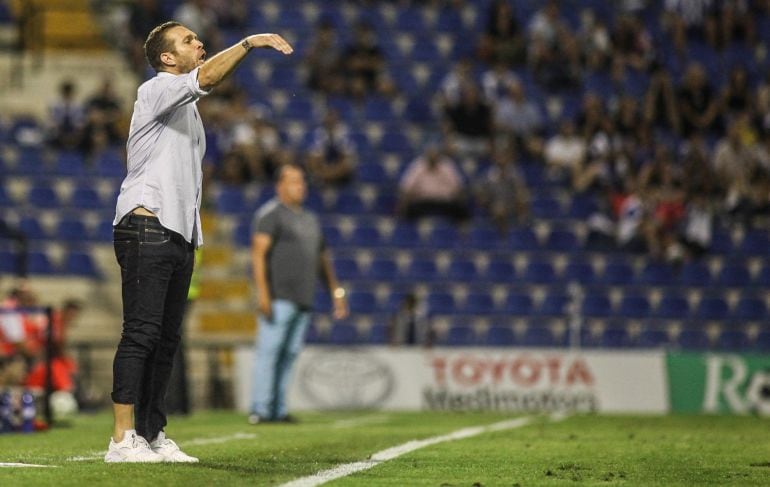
left=0, top=411, right=767, bottom=486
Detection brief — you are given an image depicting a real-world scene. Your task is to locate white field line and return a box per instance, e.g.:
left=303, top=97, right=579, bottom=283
left=0, top=462, right=56, bottom=468
left=66, top=432, right=257, bottom=462
left=281, top=414, right=567, bottom=487
left=331, top=414, right=392, bottom=429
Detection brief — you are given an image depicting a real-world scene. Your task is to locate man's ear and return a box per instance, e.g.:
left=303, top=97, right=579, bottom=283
left=160, top=52, right=176, bottom=68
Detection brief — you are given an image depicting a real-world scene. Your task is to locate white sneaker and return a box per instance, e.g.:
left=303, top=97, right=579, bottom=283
left=104, top=429, right=165, bottom=463
left=150, top=431, right=199, bottom=463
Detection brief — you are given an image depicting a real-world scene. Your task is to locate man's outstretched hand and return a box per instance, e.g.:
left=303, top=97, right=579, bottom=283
left=247, top=34, right=293, bottom=54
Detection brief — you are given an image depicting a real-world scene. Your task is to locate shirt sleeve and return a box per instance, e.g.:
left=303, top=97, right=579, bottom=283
left=253, top=205, right=278, bottom=238
left=142, top=67, right=211, bottom=117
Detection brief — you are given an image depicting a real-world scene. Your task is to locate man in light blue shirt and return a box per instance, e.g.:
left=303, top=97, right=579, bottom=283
left=106, top=21, right=292, bottom=463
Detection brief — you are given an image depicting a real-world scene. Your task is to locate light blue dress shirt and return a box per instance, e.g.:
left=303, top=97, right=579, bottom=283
left=114, top=67, right=210, bottom=247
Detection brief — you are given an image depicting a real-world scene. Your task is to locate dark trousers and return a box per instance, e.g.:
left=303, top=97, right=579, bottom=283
left=112, top=214, right=194, bottom=441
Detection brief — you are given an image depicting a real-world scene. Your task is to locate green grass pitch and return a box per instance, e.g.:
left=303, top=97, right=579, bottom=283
left=0, top=411, right=768, bottom=486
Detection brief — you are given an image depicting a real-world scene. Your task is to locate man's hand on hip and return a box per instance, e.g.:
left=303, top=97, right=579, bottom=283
left=258, top=292, right=272, bottom=321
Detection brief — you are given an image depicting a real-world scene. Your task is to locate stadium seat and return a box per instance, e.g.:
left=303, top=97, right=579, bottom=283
left=379, top=131, right=412, bottom=155
left=618, top=295, right=652, bottom=319
left=390, top=222, right=421, bottom=248
left=28, top=251, right=55, bottom=274
left=304, top=323, right=324, bottom=344
left=755, top=264, right=770, bottom=287
left=530, top=196, right=563, bottom=219
left=62, top=251, right=99, bottom=277
left=562, top=259, right=595, bottom=285
left=56, top=218, right=89, bottom=242
left=426, top=223, right=460, bottom=250
left=637, top=262, right=675, bottom=286
left=522, top=326, right=560, bottom=347
left=739, top=229, right=770, bottom=256
left=371, top=191, right=397, bottom=214
left=568, top=194, right=599, bottom=218
left=543, top=228, right=579, bottom=251
left=54, top=151, right=86, bottom=176
left=321, top=225, right=344, bottom=248
left=94, top=148, right=125, bottom=178
left=446, top=259, right=478, bottom=282
left=678, top=261, right=713, bottom=287
left=484, top=325, right=516, bottom=346
left=468, top=225, right=503, bottom=250
left=348, top=291, right=377, bottom=314
left=357, top=162, right=388, bottom=184
left=693, top=296, right=730, bottom=321
left=426, top=291, right=456, bottom=314
left=677, top=329, right=711, bottom=350
left=334, top=258, right=360, bottom=281
left=348, top=225, right=382, bottom=247
left=70, top=186, right=103, bottom=210
left=507, top=227, right=539, bottom=251
left=755, top=330, right=770, bottom=352
left=443, top=325, right=476, bottom=346
left=406, top=258, right=440, bottom=282
left=215, top=186, right=247, bottom=214
left=503, top=293, right=534, bottom=316
left=656, top=295, right=691, bottom=320
left=638, top=329, right=670, bottom=348
left=369, top=257, right=399, bottom=281
left=19, top=217, right=48, bottom=240
left=334, top=191, right=366, bottom=215
left=522, top=259, right=556, bottom=284
left=27, top=184, right=60, bottom=209
left=600, top=327, right=631, bottom=348
left=486, top=258, right=516, bottom=283
left=581, top=294, right=613, bottom=318
left=328, top=323, right=358, bottom=345
left=314, top=291, right=332, bottom=314
left=732, top=296, right=767, bottom=322
left=601, top=261, right=635, bottom=286
left=716, top=330, right=750, bottom=351
left=715, top=262, right=752, bottom=288
left=535, top=293, right=569, bottom=316
left=463, top=292, right=495, bottom=314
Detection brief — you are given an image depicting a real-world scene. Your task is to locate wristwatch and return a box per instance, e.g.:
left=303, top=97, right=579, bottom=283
left=241, top=38, right=252, bottom=52
left=333, top=287, right=346, bottom=299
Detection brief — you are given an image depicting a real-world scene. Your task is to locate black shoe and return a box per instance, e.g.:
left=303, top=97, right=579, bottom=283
left=274, top=414, right=299, bottom=424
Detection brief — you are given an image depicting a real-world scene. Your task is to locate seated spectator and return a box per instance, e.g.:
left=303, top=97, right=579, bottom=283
left=477, top=0, right=526, bottom=66
left=439, top=58, right=475, bottom=110
left=481, top=60, right=520, bottom=103
left=80, top=78, right=123, bottom=156
left=678, top=62, right=721, bottom=137
left=578, top=8, right=612, bottom=70
left=527, top=1, right=581, bottom=92
left=544, top=120, right=587, bottom=178
left=713, top=121, right=763, bottom=225
left=173, top=0, right=217, bottom=41
left=48, top=79, right=85, bottom=150
left=443, top=81, right=493, bottom=159
left=611, top=14, right=654, bottom=71
left=720, top=65, right=753, bottom=124
left=662, top=0, right=719, bottom=51
left=475, top=145, right=530, bottom=233
left=306, top=20, right=344, bottom=95
left=643, top=62, right=681, bottom=135
left=398, top=143, right=469, bottom=222
left=343, top=22, right=386, bottom=96
left=493, top=79, right=544, bottom=157
left=127, top=0, right=164, bottom=76
left=307, top=110, right=357, bottom=186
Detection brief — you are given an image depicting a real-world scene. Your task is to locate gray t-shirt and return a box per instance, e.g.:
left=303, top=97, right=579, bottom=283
left=252, top=198, right=324, bottom=309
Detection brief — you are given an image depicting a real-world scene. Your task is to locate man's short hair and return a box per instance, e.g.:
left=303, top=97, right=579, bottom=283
left=144, top=21, right=182, bottom=72
left=276, top=163, right=304, bottom=182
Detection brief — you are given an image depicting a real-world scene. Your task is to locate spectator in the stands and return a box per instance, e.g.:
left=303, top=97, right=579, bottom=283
left=544, top=119, right=587, bottom=178
left=342, top=21, right=386, bottom=95
left=127, top=0, right=164, bottom=76
left=643, top=62, right=681, bottom=135
left=443, top=81, right=493, bottom=159
left=173, top=0, right=217, bottom=41
left=398, top=142, right=469, bottom=222
left=713, top=120, right=760, bottom=225
left=576, top=92, right=607, bottom=139
left=307, top=109, right=357, bottom=186
left=306, top=20, right=344, bottom=95
left=662, top=0, right=719, bottom=51
left=477, top=0, right=526, bottom=66
left=80, top=78, right=123, bottom=156
left=611, top=13, right=654, bottom=71
left=720, top=65, right=753, bottom=123
left=48, top=79, right=85, bottom=150
left=527, top=0, right=582, bottom=92
left=439, top=57, right=475, bottom=110
left=678, top=62, right=721, bottom=137
left=475, top=144, right=530, bottom=233
left=578, top=8, right=612, bottom=71
left=481, top=60, right=519, bottom=103
left=714, top=0, right=756, bottom=49
left=493, top=79, right=544, bottom=158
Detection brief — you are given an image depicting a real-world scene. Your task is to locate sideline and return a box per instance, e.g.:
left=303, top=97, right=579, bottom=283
left=66, top=432, right=257, bottom=462
left=281, top=413, right=569, bottom=487
left=0, top=462, right=55, bottom=468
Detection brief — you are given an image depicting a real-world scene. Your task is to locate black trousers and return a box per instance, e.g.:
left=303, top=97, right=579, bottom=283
left=112, top=214, right=194, bottom=441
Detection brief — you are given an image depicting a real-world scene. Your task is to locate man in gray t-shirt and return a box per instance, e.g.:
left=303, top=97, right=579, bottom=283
left=249, top=164, right=348, bottom=423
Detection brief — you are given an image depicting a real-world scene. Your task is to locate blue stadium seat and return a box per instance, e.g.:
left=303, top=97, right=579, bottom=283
left=19, top=217, right=47, bottom=240
left=637, top=262, right=675, bottom=286
left=678, top=261, right=713, bottom=287
left=334, top=258, right=359, bottom=281
left=304, top=323, right=324, bottom=344
left=333, top=191, right=365, bottom=215
left=656, top=295, right=691, bottom=320
left=638, top=329, right=670, bottom=348
left=404, top=97, right=434, bottom=123
left=94, top=218, right=115, bottom=242
left=390, top=222, right=421, bottom=248
left=677, top=329, right=710, bottom=350
left=693, top=296, right=730, bottom=321
left=543, top=228, right=579, bottom=251
left=321, top=225, right=344, bottom=248
left=363, top=97, right=397, bottom=123
left=348, top=291, right=377, bottom=314
left=426, top=291, right=456, bottom=314
left=601, top=261, right=635, bottom=286
left=435, top=7, right=464, bottom=33
left=94, top=148, right=125, bottom=178
left=426, top=223, right=460, bottom=250
left=28, top=251, right=55, bottom=274
left=70, top=186, right=103, bottom=210
left=14, top=148, right=45, bottom=175
left=406, top=258, right=439, bottom=282
left=715, top=262, right=752, bottom=288
left=0, top=184, right=13, bottom=206
left=328, top=323, right=358, bottom=345
left=380, top=131, right=412, bottom=155
left=530, top=196, right=563, bottom=219
left=234, top=221, right=252, bottom=248
left=369, top=257, right=399, bottom=281
left=215, top=186, right=247, bottom=214
left=443, top=325, right=476, bottom=346
left=716, top=330, right=750, bottom=351
left=568, top=194, right=599, bottom=218
left=54, top=151, right=86, bottom=176
left=739, top=229, right=770, bottom=256
left=314, top=291, right=332, bottom=314
left=367, top=323, right=388, bottom=344
left=732, top=297, right=767, bottom=322
left=756, top=264, right=770, bottom=287
left=56, top=218, right=89, bottom=242
left=522, top=326, right=560, bottom=347
left=348, top=225, right=382, bottom=247
left=62, top=251, right=99, bottom=277
left=27, top=184, right=60, bottom=209
left=618, top=295, right=652, bottom=319
left=508, top=227, right=539, bottom=251
left=463, top=292, right=495, bottom=314
left=357, top=162, right=388, bottom=184
left=486, top=258, right=515, bottom=283
left=504, top=293, right=534, bottom=316
left=395, top=7, right=426, bottom=32
left=522, top=259, right=556, bottom=284
left=468, top=225, right=503, bottom=250
left=283, top=97, right=314, bottom=120
left=371, top=191, right=397, bottom=214
left=600, top=327, right=631, bottom=348
left=755, top=330, right=770, bottom=352
left=581, top=294, right=613, bottom=318
left=485, top=325, right=515, bottom=346
left=446, top=259, right=478, bottom=282
left=535, top=293, right=569, bottom=317
left=562, top=260, right=595, bottom=285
